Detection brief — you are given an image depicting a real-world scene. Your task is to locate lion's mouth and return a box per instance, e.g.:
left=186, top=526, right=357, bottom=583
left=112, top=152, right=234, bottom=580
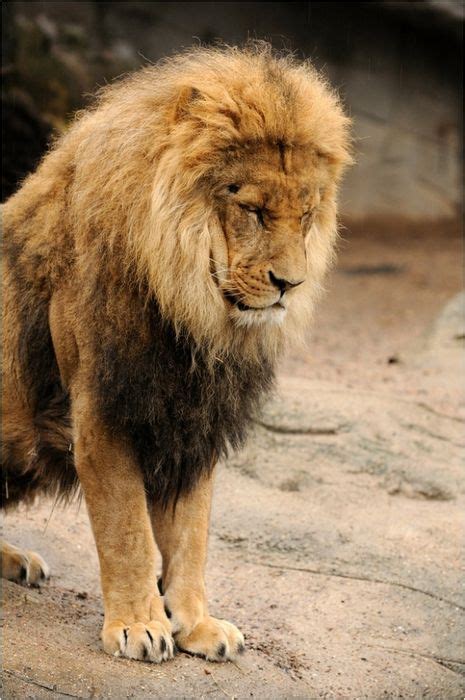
left=223, top=290, right=284, bottom=312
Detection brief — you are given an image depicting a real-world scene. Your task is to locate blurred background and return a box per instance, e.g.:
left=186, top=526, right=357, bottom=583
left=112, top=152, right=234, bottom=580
left=2, top=0, right=463, bottom=222
left=3, top=5, right=464, bottom=697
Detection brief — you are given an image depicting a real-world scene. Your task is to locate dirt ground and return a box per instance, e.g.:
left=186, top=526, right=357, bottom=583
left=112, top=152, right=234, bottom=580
left=2, top=220, right=464, bottom=699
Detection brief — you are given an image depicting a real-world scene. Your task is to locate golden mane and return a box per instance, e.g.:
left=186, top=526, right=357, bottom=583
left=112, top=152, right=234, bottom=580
left=8, top=42, right=352, bottom=362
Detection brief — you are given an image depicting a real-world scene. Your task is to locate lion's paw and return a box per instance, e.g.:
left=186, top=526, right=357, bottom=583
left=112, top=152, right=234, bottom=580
left=175, top=616, right=245, bottom=662
left=1, top=543, right=50, bottom=586
left=102, top=620, right=174, bottom=663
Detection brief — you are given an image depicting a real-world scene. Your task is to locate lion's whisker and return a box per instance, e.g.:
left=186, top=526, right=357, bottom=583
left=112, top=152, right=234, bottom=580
left=211, top=269, right=230, bottom=279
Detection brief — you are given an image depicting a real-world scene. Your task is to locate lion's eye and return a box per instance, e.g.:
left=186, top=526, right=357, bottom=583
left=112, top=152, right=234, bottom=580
left=239, top=204, right=264, bottom=225
left=227, top=184, right=240, bottom=193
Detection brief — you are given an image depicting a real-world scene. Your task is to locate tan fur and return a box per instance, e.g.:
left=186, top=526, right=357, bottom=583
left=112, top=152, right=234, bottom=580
left=2, top=43, right=351, bottom=663
left=151, top=467, right=244, bottom=660
left=71, top=388, right=174, bottom=661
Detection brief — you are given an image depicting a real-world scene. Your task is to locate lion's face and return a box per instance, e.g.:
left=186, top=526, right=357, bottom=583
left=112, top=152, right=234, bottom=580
left=211, top=142, right=330, bottom=327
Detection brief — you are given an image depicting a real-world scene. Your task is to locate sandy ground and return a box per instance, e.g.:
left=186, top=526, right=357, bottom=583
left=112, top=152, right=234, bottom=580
left=2, top=220, right=464, bottom=699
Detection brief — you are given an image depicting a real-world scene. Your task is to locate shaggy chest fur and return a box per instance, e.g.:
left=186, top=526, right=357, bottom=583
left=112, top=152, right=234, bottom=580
left=94, top=299, right=274, bottom=506
left=2, top=234, right=274, bottom=509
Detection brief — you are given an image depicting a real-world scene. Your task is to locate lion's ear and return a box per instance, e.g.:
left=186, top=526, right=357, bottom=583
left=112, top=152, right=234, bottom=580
left=172, top=86, right=202, bottom=122
left=172, top=86, right=241, bottom=131
left=317, top=147, right=354, bottom=169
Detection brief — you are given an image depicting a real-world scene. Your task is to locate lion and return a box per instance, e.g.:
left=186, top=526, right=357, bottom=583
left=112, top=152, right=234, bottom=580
left=1, top=43, right=352, bottom=663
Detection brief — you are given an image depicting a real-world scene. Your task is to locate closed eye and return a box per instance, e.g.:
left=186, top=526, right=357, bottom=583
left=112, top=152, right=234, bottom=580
left=239, top=203, right=264, bottom=225
left=301, top=209, right=314, bottom=222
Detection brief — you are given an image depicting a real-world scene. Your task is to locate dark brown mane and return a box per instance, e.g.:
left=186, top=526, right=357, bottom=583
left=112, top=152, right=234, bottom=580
left=92, top=284, right=274, bottom=507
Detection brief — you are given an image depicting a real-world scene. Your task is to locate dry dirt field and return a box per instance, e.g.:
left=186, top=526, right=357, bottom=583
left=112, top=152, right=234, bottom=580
left=2, top=221, right=464, bottom=699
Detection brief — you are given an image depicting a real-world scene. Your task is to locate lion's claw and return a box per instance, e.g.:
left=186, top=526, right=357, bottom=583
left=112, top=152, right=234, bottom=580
left=1, top=543, right=50, bottom=587
left=103, top=620, right=174, bottom=663
left=175, top=616, right=245, bottom=662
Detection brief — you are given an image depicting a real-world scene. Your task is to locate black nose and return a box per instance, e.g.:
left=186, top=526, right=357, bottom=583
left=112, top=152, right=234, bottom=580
left=269, top=271, right=305, bottom=295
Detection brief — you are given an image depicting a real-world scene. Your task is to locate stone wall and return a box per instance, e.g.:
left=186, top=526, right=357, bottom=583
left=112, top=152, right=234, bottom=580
left=2, top=1, right=462, bottom=220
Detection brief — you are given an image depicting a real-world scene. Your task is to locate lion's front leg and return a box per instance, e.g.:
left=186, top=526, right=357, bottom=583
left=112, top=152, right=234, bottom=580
left=151, top=468, right=245, bottom=662
left=72, top=393, right=173, bottom=663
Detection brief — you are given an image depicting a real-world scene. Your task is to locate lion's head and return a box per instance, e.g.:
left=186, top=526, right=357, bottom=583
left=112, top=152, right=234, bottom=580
left=210, top=141, right=333, bottom=330
left=72, top=43, right=352, bottom=362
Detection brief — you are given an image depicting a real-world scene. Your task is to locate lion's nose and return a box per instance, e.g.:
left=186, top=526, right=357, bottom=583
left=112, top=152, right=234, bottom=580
left=269, top=270, right=305, bottom=296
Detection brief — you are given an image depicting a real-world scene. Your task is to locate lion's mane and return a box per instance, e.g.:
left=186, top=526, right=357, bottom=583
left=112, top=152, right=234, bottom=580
left=47, top=43, right=350, bottom=361
left=3, top=43, right=351, bottom=506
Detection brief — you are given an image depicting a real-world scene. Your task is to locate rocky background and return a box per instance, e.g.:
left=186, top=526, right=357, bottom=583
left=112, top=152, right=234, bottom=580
left=2, top=1, right=463, bottom=221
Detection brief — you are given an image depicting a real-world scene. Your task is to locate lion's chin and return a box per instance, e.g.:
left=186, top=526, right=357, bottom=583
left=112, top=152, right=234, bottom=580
left=230, top=304, right=288, bottom=329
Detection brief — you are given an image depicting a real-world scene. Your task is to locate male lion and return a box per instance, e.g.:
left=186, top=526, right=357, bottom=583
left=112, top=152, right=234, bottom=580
left=2, top=44, right=351, bottom=663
